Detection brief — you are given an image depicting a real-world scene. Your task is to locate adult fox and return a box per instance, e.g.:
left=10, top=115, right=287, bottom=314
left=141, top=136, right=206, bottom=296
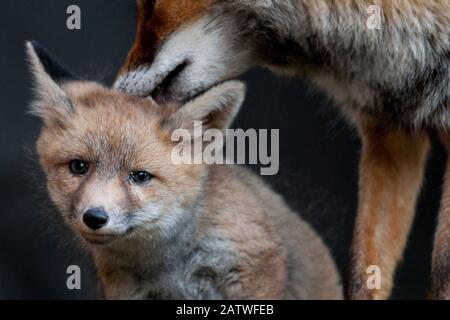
left=114, top=0, right=450, bottom=299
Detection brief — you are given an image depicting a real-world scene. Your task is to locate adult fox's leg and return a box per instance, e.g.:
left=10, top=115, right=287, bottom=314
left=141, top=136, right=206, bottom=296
left=432, top=133, right=450, bottom=299
left=347, top=121, right=430, bottom=299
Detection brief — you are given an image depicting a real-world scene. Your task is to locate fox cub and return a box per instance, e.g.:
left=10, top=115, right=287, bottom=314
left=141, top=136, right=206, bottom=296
left=27, top=42, right=342, bottom=299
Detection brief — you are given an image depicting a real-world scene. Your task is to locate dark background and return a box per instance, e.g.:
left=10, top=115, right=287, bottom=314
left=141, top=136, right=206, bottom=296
left=0, top=0, right=443, bottom=299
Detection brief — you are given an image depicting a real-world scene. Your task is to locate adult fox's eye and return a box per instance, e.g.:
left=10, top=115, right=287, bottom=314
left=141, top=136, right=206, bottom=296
left=130, top=171, right=153, bottom=185
left=69, top=160, right=89, bottom=175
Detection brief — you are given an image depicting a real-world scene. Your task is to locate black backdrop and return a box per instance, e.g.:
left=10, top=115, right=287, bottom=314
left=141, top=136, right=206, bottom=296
left=0, top=0, right=443, bottom=299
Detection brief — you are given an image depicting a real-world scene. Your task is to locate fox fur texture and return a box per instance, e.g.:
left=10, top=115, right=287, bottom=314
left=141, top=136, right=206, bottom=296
left=27, top=41, right=342, bottom=300
left=114, top=0, right=450, bottom=299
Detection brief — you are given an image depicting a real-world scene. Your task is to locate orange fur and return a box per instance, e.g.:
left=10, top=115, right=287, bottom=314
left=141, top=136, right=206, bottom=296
left=119, top=0, right=211, bottom=74
left=348, top=120, right=430, bottom=299
left=432, top=133, right=450, bottom=299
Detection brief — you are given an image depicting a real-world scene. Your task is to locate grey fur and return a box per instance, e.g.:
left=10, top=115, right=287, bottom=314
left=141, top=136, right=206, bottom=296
left=213, top=0, right=449, bottom=129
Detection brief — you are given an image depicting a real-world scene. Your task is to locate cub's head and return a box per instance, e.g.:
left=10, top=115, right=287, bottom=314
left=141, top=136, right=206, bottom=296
left=27, top=42, right=245, bottom=245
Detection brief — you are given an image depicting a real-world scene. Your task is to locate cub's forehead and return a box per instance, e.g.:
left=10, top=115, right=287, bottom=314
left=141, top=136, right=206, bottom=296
left=51, top=82, right=171, bottom=161
left=62, top=81, right=166, bottom=129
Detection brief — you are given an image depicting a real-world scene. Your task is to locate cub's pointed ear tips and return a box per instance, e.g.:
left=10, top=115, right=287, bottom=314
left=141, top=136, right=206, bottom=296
left=210, top=80, right=247, bottom=106
left=25, top=41, right=49, bottom=83
left=25, top=40, right=37, bottom=51
left=25, top=40, right=39, bottom=62
left=25, top=40, right=34, bottom=51
left=25, top=40, right=33, bottom=51
left=25, top=41, right=78, bottom=83
left=186, top=80, right=247, bottom=111
left=220, top=80, right=247, bottom=95
left=25, top=40, right=51, bottom=73
left=25, top=40, right=45, bottom=60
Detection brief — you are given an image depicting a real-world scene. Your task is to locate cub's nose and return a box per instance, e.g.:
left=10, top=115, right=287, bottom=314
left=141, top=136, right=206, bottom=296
left=82, top=207, right=109, bottom=230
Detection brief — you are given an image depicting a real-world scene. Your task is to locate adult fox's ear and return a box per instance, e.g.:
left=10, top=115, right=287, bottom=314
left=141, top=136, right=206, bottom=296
left=26, top=41, right=78, bottom=125
left=163, top=81, right=246, bottom=135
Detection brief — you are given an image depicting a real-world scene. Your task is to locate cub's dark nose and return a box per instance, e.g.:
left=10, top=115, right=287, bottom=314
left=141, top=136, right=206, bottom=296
left=82, top=208, right=109, bottom=230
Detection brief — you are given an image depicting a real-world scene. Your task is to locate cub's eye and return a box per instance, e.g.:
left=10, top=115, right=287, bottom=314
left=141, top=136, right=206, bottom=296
left=129, top=171, right=153, bottom=185
left=69, top=160, right=89, bottom=175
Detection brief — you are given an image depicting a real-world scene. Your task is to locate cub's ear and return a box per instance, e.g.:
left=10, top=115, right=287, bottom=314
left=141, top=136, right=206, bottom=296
left=26, top=41, right=77, bottom=125
left=163, top=81, right=246, bottom=135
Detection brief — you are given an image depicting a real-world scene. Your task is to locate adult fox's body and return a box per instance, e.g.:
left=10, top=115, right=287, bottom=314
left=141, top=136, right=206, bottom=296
left=114, top=0, right=450, bottom=299
left=27, top=42, right=342, bottom=299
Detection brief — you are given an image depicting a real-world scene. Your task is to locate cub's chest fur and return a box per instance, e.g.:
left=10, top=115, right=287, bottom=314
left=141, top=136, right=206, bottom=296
left=96, top=233, right=237, bottom=299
